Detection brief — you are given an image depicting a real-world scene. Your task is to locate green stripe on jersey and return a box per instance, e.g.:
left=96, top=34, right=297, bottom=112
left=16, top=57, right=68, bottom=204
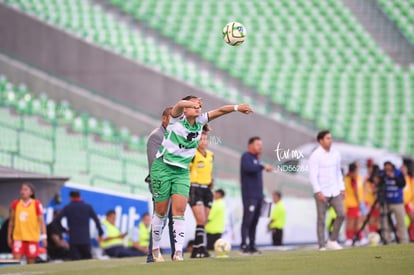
left=163, top=151, right=194, bottom=168
left=169, top=132, right=199, bottom=149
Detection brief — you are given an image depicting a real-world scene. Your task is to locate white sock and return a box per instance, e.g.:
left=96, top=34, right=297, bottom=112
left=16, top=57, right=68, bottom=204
left=152, top=214, right=166, bottom=250
left=173, top=216, right=185, bottom=252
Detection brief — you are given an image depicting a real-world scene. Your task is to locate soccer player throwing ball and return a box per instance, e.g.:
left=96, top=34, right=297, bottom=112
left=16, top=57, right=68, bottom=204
left=150, top=95, right=252, bottom=262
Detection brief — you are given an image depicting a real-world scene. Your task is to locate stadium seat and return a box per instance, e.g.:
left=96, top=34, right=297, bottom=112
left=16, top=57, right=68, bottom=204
left=3, top=0, right=413, bottom=156
left=0, top=76, right=241, bottom=195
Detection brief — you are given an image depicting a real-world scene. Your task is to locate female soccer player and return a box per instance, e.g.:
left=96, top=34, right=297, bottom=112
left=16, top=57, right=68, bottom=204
left=7, top=183, right=47, bottom=264
left=150, top=95, right=252, bottom=262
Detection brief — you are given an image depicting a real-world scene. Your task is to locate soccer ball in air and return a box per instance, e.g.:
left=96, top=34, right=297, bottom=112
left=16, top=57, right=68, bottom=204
left=367, top=232, right=381, bottom=246
left=214, top=238, right=231, bottom=257
left=222, top=22, right=247, bottom=46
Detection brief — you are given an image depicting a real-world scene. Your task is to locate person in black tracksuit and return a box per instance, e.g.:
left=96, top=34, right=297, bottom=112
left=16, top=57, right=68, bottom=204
left=56, top=190, right=104, bottom=260
left=240, top=137, right=273, bottom=254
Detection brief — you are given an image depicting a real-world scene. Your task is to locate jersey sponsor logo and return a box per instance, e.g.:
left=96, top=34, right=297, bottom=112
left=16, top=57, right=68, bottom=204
left=19, top=211, right=28, bottom=222
left=186, top=132, right=199, bottom=141
left=178, top=143, right=196, bottom=149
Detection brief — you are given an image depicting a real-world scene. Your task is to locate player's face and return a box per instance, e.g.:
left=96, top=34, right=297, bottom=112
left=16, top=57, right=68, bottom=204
left=198, top=133, right=208, bottom=150
left=20, top=184, right=33, bottom=200
left=184, top=98, right=202, bottom=118
left=319, top=133, right=332, bottom=149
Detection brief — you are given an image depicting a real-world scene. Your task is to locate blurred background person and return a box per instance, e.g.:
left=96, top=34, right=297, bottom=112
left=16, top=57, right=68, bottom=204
left=189, top=126, right=213, bottom=258
left=309, top=130, right=345, bottom=250
left=47, top=209, right=70, bottom=261
left=100, top=210, right=145, bottom=258
left=268, top=191, right=286, bottom=246
left=205, top=189, right=226, bottom=250
left=401, top=164, right=414, bottom=241
left=240, top=136, right=273, bottom=254
left=383, top=161, right=408, bottom=244
left=344, top=162, right=367, bottom=246
left=56, top=190, right=104, bottom=260
left=129, top=212, right=151, bottom=255
left=365, top=164, right=380, bottom=234
left=0, top=210, right=12, bottom=254
left=7, top=183, right=47, bottom=264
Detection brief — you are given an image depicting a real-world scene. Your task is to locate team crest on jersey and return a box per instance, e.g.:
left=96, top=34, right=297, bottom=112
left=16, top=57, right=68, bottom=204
left=19, top=211, right=28, bottom=222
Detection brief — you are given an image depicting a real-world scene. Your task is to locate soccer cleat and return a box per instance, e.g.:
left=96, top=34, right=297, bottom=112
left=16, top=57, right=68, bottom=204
left=326, top=240, right=343, bottom=250
left=359, top=238, right=369, bottom=246
left=343, top=239, right=353, bottom=247
left=190, top=247, right=210, bottom=258
left=239, top=245, right=250, bottom=255
left=319, top=247, right=327, bottom=251
left=200, top=246, right=211, bottom=258
left=152, top=248, right=165, bottom=262
left=172, top=251, right=184, bottom=261
left=249, top=247, right=262, bottom=255
left=190, top=247, right=200, bottom=258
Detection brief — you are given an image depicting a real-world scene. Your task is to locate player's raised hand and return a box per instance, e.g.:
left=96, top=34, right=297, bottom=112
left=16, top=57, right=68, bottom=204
left=237, top=104, right=253, bottom=114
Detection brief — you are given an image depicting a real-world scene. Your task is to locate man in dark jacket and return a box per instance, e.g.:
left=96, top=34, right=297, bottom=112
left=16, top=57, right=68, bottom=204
left=240, top=136, right=273, bottom=254
left=56, top=190, right=104, bottom=260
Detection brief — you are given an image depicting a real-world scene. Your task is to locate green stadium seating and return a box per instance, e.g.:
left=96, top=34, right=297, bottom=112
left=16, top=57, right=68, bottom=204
left=0, top=75, right=241, bottom=195
left=0, top=75, right=151, bottom=194
left=377, top=0, right=414, bottom=44
left=106, top=0, right=414, bottom=156
left=2, top=0, right=413, bottom=157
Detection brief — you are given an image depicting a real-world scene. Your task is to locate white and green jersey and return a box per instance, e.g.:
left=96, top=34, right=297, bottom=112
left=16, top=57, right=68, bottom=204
left=156, top=112, right=209, bottom=169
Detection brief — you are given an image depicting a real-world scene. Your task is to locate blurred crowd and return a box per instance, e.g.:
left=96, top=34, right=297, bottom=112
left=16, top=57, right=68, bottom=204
left=337, top=159, right=414, bottom=245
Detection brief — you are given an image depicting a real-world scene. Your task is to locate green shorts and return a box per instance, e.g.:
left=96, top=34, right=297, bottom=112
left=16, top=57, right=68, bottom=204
left=150, top=157, right=190, bottom=202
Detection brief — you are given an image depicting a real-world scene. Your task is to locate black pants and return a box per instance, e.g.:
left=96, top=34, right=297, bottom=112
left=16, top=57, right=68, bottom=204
left=241, top=198, right=262, bottom=248
left=69, top=244, right=92, bottom=260
left=104, top=246, right=145, bottom=258
left=206, top=233, right=222, bottom=250
left=272, top=228, right=283, bottom=246
left=48, top=246, right=70, bottom=260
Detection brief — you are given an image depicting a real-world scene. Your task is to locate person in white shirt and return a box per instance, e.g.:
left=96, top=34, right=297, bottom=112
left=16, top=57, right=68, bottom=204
left=309, top=130, right=345, bottom=250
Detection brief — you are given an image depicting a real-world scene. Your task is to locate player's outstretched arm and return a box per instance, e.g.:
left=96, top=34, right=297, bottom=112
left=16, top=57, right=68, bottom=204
left=208, top=104, right=253, bottom=121
left=171, top=99, right=201, bottom=118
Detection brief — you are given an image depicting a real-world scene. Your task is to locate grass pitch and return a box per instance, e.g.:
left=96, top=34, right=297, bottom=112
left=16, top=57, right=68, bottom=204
left=1, top=245, right=413, bottom=275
